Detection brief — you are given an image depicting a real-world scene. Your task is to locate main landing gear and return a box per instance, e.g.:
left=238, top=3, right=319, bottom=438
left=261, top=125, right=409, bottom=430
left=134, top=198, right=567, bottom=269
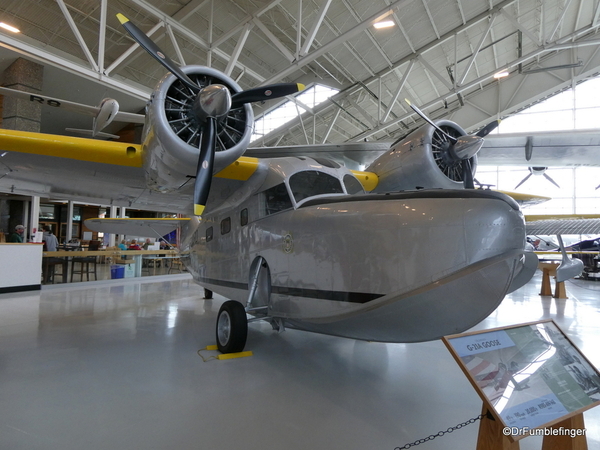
left=214, top=256, right=272, bottom=354
left=216, top=301, right=248, bottom=354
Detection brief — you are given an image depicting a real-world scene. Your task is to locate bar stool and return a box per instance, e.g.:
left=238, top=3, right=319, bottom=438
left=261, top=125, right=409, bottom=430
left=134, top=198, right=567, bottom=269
left=71, top=255, right=98, bottom=281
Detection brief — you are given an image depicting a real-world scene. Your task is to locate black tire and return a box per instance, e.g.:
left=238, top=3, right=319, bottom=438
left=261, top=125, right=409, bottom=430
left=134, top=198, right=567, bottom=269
left=216, top=301, right=248, bottom=353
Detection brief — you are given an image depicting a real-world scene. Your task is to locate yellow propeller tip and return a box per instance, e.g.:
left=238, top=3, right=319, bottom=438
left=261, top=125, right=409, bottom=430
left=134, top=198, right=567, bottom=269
left=194, top=204, right=205, bottom=216
left=116, top=13, right=129, bottom=24
left=297, top=83, right=306, bottom=92
left=404, top=98, right=411, bottom=105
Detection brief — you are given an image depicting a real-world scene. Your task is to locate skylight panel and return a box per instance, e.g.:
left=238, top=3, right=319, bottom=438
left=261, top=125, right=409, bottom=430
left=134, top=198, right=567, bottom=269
left=251, top=84, right=338, bottom=143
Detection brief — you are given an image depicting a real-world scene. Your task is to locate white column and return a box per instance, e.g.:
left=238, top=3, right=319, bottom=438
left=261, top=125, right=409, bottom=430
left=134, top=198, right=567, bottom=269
left=22, top=200, right=29, bottom=239
left=109, top=205, right=118, bottom=247
left=120, top=207, right=127, bottom=240
left=30, top=196, right=40, bottom=242
left=66, top=201, right=74, bottom=242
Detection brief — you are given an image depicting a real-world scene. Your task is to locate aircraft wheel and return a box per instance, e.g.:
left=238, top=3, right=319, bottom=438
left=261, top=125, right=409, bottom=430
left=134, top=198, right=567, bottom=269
left=216, top=301, right=248, bottom=353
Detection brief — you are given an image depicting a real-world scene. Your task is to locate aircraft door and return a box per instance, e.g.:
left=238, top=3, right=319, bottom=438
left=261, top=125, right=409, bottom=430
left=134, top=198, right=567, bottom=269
left=247, top=256, right=271, bottom=314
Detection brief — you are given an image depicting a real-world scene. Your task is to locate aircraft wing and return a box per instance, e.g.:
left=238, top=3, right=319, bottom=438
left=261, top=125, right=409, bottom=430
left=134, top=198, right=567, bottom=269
left=0, top=129, right=258, bottom=214
left=84, top=218, right=190, bottom=237
left=526, top=214, right=600, bottom=235
left=478, top=129, right=600, bottom=166
left=246, top=142, right=392, bottom=170
left=250, top=128, right=600, bottom=169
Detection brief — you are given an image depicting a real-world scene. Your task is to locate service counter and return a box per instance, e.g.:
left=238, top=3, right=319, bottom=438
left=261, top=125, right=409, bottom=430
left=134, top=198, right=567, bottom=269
left=0, top=243, right=43, bottom=293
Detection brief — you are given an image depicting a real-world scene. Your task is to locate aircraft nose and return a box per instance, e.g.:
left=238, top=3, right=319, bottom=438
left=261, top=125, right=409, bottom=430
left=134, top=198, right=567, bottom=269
left=463, top=193, right=526, bottom=263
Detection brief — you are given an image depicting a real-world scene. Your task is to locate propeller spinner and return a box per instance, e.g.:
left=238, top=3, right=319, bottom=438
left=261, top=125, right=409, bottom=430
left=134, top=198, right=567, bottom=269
left=118, top=14, right=305, bottom=215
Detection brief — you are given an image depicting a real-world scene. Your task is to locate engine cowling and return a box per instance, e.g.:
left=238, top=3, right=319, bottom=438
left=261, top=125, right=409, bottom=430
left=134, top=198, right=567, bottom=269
left=366, top=120, right=478, bottom=192
left=142, top=66, right=253, bottom=193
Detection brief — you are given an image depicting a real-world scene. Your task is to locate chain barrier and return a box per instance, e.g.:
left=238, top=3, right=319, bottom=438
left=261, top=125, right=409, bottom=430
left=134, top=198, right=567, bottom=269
left=394, top=413, right=485, bottom=449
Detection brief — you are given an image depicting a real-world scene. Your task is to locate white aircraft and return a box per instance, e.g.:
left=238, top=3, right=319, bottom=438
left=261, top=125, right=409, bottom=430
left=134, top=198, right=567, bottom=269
left=0, top=86, right=145, bottom=139
left=0, top=15, right=595, bottom=354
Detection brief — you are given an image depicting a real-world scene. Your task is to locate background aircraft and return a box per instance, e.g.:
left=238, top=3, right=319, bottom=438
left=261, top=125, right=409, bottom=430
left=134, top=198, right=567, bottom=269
left=0, top=86, right=145, bottom=139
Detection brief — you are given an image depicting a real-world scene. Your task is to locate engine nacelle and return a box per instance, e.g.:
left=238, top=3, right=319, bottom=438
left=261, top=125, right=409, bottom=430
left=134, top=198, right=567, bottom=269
left=366, top=120, right=477, bottom=192
left=142, top=66, right=253, bottom=193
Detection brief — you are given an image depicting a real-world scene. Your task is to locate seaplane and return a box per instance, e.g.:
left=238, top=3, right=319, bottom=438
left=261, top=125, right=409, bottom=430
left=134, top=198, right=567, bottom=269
left=2, top=14, right=578, bottom=354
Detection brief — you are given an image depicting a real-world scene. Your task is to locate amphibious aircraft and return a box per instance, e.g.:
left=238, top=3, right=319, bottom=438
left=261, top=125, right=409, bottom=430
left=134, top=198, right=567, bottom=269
left=0, top=15, right=592, bottom=354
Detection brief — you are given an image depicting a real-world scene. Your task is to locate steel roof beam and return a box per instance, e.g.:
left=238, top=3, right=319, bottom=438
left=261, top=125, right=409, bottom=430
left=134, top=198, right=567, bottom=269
left=56, top=0, right=98, bottom=72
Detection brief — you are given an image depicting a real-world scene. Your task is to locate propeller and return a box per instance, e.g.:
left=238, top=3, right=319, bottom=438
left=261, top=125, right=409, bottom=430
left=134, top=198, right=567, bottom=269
left=405, top=99, right=500, bottom=189
left=118, top=13, right=305, bottom=215
left=514, top=167, right=560, bottom=190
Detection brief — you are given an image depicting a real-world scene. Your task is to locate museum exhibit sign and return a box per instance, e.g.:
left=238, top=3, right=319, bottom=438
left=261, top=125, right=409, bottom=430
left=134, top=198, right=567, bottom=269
left=443, top=320, right=600, bottom=449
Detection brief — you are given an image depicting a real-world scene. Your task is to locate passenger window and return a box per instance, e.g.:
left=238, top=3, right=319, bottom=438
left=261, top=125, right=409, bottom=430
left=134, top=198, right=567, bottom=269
left=240, top=208, right=248, bottom=226
left=221, top=217, right=231, bottom=235
left=261, top=183, right=293, bottom=216
left=343, top=174, right=365, bottom=194
left=289, top=170, right=344, bottom=203
left=206, top=226, right=213, bottom=242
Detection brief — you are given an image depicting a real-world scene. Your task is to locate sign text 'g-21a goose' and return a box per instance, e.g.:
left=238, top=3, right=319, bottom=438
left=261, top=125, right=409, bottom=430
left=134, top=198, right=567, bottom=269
left=0, top=15, right=540, bottom=353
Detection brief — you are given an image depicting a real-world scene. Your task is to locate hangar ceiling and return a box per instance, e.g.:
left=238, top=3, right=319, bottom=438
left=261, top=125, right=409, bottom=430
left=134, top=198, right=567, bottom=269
left=1, top=0, right=600, bottom=149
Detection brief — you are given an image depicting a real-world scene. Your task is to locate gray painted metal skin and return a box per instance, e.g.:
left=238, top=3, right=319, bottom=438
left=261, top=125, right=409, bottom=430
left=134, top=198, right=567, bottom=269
left=179, top=153, right=530, bottom=343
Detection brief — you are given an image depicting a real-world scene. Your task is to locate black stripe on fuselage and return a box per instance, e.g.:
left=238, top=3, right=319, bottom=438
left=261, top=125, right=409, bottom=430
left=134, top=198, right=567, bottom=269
left=196, top=277, right=382, bottom=304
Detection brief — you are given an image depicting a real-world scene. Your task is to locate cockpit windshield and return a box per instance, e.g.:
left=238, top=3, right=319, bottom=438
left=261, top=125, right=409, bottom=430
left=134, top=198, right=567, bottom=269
left=289, top=171, right=344, bottom=203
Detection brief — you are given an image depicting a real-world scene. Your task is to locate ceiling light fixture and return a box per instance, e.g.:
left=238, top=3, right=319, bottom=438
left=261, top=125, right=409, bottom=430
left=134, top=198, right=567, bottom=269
left=373, top=20, right=395, bottom=29
left=493, top=70, right=509, bottom=79
left=0, top=22, right=20, bottom=33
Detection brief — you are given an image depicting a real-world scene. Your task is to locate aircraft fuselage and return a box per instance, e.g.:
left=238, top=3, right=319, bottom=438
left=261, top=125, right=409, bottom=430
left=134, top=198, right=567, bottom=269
left=180, top=157, right=528, bottom=343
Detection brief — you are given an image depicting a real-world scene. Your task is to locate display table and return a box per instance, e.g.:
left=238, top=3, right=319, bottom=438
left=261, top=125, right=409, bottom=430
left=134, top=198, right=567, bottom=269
left=0, top=243, right=43, bottom=293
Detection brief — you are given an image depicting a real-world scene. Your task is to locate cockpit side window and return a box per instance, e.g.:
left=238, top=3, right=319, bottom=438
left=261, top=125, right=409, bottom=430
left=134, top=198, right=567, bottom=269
left=343, top=174, right=365, bottom=194
left=260, top=183, right=293, bottom=216
left=289, top=171, right=344, bottom=203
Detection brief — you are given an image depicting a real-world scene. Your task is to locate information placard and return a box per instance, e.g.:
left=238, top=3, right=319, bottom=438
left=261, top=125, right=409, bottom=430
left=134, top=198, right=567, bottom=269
left=443, top=320, right=600, bottom=441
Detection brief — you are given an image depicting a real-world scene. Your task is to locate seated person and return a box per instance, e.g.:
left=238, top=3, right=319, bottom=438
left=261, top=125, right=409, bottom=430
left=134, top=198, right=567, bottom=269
left=118, top=239, right=128, bottom=250
left=128, top=239, right=142, bottom=250
left=142, top=238, right=153, bottom=250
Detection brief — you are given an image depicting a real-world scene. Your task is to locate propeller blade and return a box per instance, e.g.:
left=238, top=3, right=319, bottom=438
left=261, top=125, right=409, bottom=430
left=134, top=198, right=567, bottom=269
left=117, top=14, right=199, bottom=92
left=405, top=99, right=457, bottom=144
left=514, top=172, right=533, bottom=189
left=231, top=83, right=305, bottom=109
left=475, top=119, right=501, bottom=138
left=462, top=159, right=475, bottom=189
left=543, top=173, right=561, bottom=188
left=193, top=118, right=217, bottom=216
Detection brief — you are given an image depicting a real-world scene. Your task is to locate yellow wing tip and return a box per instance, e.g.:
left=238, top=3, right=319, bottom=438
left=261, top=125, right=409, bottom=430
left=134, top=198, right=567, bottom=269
left=116, top=13, right=129, bottom=24
left=194, top=204, right=205, bottom=216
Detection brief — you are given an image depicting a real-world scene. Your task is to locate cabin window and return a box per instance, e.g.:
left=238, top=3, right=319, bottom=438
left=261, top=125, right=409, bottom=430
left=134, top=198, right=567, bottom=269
left=343, top=174, right=365, bottom=194
left=289, top=170, right=344, bottom=203
left=221, top=217, right=231, bottom=235
left=206, top=226, right=213, bottom=242
left=240, top=208, right=248, bottom=226
left=261, top=183, right=293, bottom=216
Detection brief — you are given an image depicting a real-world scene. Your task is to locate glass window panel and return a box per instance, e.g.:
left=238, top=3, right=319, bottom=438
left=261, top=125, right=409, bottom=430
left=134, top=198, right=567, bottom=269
left=261, top=183, right=293, bottom=216
left=289, top=171, right=344, bottom=203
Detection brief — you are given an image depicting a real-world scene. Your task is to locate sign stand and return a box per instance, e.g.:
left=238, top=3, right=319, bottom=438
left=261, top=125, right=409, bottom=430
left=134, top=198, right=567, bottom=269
left=443, top=320, right=599, bottom=450
left=476, top=405, right=520, bottom=450
left=475, top=405, right=587, bottom=450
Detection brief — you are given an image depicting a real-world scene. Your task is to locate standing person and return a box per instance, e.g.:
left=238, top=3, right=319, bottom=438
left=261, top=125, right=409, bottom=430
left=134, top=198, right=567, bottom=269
left=43, top=226, right=59, bottom=251
left=8, top=225, right=25, bottom=243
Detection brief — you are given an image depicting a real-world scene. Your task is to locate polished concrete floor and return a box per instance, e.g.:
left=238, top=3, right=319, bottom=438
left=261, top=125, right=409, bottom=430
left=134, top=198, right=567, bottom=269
left=1, top=271, right=599, bottom=450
